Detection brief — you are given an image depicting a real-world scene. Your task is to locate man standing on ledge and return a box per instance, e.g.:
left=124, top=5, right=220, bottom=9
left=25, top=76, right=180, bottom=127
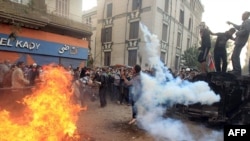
left=198, top=22, right=212, bottom=73
left=211, top=28, right=236, bottom=73
left=227, top=11, right=250, bottom=76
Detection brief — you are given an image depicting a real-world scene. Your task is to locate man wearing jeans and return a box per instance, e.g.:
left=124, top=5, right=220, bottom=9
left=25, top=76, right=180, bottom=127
left=121, top=65, right=142, bottom=125
left=227, top=11, right=250, bottom=76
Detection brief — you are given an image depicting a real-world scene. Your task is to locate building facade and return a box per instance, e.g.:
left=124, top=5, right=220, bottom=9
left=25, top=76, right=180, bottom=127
left=87, top=0, right=203, bottom=70
left=82, top=7, right=97, bottom=67
left=0, top=0, right=91, bottom=68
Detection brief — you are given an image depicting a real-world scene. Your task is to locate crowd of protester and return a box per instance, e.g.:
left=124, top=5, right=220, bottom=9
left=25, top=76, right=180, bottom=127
left=0, top=60, right=41, bottom=89
left=0, top=59, right=201, bottom=124
left=0, top=59, right=200, bottom=95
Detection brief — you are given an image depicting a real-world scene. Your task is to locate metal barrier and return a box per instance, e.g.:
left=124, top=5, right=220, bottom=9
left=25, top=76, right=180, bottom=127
left=0, top=86, right=34, bottom=96
left=0, top=87, right=34, bottom=117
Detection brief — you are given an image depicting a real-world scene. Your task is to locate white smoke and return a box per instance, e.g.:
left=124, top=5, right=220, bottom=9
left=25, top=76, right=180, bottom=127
left=135, top=23, right=223, bottom=141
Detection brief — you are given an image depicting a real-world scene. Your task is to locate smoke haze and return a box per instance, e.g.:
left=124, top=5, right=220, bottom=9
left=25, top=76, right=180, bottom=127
left=135, top=23, right=223, bottom=141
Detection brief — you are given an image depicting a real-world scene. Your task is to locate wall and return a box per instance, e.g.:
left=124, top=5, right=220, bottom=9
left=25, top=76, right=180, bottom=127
left=0, top=24, right=88, bottom=68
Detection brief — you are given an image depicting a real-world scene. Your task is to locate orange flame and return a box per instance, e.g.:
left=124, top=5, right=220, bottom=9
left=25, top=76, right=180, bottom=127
left=0, top=65, right=82, bottom=141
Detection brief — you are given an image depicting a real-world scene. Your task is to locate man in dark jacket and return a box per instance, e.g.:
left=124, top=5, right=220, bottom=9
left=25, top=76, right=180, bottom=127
left=97, top=68, right=108, bottom=107
left=211, top=28, right=236, bottom=72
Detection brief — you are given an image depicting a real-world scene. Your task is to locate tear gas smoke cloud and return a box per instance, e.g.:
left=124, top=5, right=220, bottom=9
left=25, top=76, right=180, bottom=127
left=135, top=23, right=223, bottom=141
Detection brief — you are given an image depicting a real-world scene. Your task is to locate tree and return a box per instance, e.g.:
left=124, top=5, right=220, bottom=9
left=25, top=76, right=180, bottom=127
left=87, top=54, right=94, bottom=68
left=181, top=47, right=200, bottom=69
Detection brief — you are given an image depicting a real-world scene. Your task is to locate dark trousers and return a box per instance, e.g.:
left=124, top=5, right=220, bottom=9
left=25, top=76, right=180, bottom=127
left=214, top=49, right=227, bottom=72
left=231, top=44, right=244, bottom=74
left=113, top=85, right=120, bottom=101
left=99, top=87, right=107, bottom=107
left=131, top=100, right=137, bottom=119
left=249, top=58, right=250, bottom=74
left=119, top=87, right=129, bottom=104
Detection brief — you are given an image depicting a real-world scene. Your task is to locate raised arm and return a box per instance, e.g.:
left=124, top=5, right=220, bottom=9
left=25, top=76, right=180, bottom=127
left=227, top=21, right=241, bottom=30
left=236, top=19, right=250, bottom=37
left=121, top=68, right=133, bottom=86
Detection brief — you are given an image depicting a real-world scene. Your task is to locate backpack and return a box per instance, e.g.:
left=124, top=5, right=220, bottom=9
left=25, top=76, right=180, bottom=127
left=100, top=74, right=108, bottom=87
left=108, top=75, right=114, bottom=84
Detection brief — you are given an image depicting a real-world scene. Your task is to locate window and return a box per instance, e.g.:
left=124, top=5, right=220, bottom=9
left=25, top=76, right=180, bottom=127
left=88, top=17, right=92, bottom=24
left=188, top=18, right=192, bottom=31
left=162, top=24, right=168, bottom=42
left=160, top=52, right=166, bottom=63
left=86, top=17, right=92, bottom=24
left=132, top=0, right=141, bottom=11
left=179, top=9, right=184, bottom=24
left=187, top=38, right=190, bottom=48
left=129, top=21, right=139, bottom=39
left=10, top=0, right=21, bottom=3
left=56, top=0, right=69, bottom=17
left=104, top=52, right=111, bottom=66
left=175, top=55, right=180, bottom=70
left=190, top=0, right=195, bottom=10
left=101, top=27, right=112, bottom=42
left=177, top=32, right=182, bottom=47
left=164, top=0, right=169, bottom=13
left=107, top=3, right=113, bottom=18
left=128, top=50, right=137, bottom=66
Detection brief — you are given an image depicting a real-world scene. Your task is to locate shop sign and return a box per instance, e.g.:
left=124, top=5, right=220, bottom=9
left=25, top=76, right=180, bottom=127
left=58, top=44, right=78, bottom=54
left=0, top=37, right=40, bottom=50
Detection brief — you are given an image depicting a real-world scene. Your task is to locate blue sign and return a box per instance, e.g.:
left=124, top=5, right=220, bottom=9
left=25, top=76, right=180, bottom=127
left=0, top=33, right=88, bottom=59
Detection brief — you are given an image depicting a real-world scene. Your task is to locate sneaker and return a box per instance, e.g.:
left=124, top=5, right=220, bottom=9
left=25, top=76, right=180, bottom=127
left=128, top=118, right=136, bottom=125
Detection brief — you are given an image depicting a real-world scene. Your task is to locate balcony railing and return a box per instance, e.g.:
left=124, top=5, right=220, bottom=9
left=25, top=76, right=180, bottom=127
left=0, top=0, right=92, bottom=36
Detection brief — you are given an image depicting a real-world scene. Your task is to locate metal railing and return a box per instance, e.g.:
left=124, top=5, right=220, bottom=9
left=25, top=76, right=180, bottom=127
left=0, top=0, right=92, bottom=32
left=0, top=86, right=34, bottom=95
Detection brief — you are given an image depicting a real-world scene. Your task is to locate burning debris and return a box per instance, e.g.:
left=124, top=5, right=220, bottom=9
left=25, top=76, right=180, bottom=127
left=63, top=131, right=95, bottom=141
left=0, top=65, right=87, bottom=141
